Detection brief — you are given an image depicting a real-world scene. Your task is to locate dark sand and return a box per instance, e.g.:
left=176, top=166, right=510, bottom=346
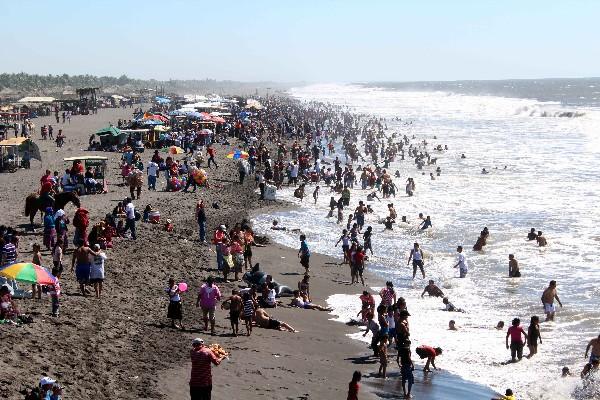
left=0, top=106, right=498, bottom=399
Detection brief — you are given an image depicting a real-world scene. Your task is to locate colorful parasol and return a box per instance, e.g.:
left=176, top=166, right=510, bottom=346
left=226, top=150, right=249, bottom=159
left=0, top=263, right=56, bottom=285
left=162, top=146, right=185, bottom=155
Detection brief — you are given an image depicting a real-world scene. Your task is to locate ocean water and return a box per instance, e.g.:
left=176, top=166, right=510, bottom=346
left=253, top=82, right=600, bottom=399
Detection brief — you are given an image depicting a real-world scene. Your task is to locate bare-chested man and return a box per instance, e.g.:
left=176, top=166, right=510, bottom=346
left=254, top=307, right=297, bottom=332
left=508, top=254, right=520, bottom=277
left=585, top=334, right=600, bottom=363
left=221, top=289, right=243, bottom=336
left=541, top=280, right=563, bottom=321
left=71, top=242, right=98, bottom=296
left=536, top=231, right=547, bottom=247
left=421, top=280, right=444, bottom=298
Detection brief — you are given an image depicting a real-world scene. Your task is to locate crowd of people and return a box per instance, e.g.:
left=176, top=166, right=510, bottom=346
left=2, top=93, right=598, bottom=400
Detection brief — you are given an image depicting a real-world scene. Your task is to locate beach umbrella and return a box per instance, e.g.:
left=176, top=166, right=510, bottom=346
left=0, top=262, right=56, bottom=285
left=96, top=126, right=121, bottom=136
left=154, top=125, right=170, bottom=132
left=141, top=119, right=164, bottom=126
left=187, top=112, right=203, bottom=120
left=226, top=150, right=249, bottom=159
left=144, top=114, right=169, bottom=123
left=211, top=116, right=226, bottom=123
left=162, top=146, right=185, bottom=155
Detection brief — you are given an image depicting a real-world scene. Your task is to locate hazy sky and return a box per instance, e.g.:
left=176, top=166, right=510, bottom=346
left=2, top=0, right=599, bottom=82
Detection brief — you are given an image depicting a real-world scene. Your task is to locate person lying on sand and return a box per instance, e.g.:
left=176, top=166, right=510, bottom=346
left=254, top=307, right=298, bottom=332
left=290, top=290, right=332, bottom=311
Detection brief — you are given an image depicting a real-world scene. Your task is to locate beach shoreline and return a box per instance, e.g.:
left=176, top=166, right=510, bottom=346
left=0, top=102, right=497, bottom=400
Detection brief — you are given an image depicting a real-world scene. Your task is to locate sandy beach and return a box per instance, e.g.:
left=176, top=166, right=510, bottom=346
left=1, top=106, right=378, bottom=400
left=0, top=105, right=502, bottom=400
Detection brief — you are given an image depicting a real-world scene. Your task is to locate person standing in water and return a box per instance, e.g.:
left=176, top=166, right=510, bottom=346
left=536, top=231, right=547, bottom=247
left=419, top=215, right=432, bottom=230
left=407, top=242, right=425, bottom=279
left=313, top=186, right=320, bottom=204
left=527, top=316, right=542, bottom=358
left=363, top=226, right=373, bottom=255
left=452, top=246, right=468, bottom=278
left=506, top=318, right=527, bottom=362
left=541, top=280, right=563, bottom=321
left=508, top=254, right=521, bottom=277
left=584, top=334, right=600, bottom=364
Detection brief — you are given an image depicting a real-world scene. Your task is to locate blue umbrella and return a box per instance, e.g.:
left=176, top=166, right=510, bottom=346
left=187, top=112, right=203, bottom=120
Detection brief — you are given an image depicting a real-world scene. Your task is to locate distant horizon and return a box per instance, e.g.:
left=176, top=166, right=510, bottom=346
left=2, top=70, right=600, bottom=87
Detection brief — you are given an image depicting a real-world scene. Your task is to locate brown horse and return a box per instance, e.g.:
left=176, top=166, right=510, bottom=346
left=24, top=191, right=81, bottom=229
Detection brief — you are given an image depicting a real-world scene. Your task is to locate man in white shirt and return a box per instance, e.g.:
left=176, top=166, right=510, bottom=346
left=124, top=197, right=136, bottom=240
left=453, top=246, right=467, bottom=278
left=147, top=160, right=159, bottom=190
left=290, top=161, right=299, bottom=186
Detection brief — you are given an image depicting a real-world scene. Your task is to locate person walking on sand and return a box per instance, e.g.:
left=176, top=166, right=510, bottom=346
left=407, top=242, right=425, bottom=279
left=506, top=318, right=527, bottom=362
left=584, top=334, right=600, bottom=364
left=90, top=244, right=107, bottom=298
left=196, top=200, right=207, bottom=243
left=347, top=370, right=361, bottom=400
left=71, top=242, right=99, bottom=297
left=189, top=337, right=225, bottom=400
left=123, top=197, right=137, bottom=240
left=541, top=280, right=563, bottom=321
left=206, top=145, right=218, bottom=169
left=298, top=234, right=311, bottom=273
left=221, top=289, right=242, bottom=336
left=527, top=316, right=542, bottom=358
left=197, top=276, right=221, bottom=336
left=166, top=278, right=183, bottom=329
left=452, top=245, right=468, bottom=278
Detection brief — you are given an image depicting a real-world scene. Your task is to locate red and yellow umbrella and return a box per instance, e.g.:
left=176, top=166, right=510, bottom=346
left=0, top=262, right=56, bottom=285
left=162, top=146, right=185, bottom=155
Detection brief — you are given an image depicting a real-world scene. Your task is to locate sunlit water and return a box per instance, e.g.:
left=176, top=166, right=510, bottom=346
left=253, top=83, right=600, bottom=399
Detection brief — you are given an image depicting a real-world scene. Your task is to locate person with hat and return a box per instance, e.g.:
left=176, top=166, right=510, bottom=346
left=197, top=276, right=221, bottom=335
left=212, top=225, right=228, bottom=270
left=38, top=376, right=62, bottom=399
left=189, top=337, right=225, bottom=400
left=415, top=345, right=443, bottom=372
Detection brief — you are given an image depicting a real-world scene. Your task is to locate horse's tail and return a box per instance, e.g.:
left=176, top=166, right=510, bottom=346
left=25, top=193, right=37, bottom=216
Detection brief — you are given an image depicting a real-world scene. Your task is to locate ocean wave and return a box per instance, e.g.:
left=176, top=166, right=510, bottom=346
left=515, top=105, right=586, bottom=118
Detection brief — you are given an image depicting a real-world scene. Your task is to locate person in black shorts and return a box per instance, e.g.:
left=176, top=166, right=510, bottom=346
left=255, top=307, right=297, bottom=332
